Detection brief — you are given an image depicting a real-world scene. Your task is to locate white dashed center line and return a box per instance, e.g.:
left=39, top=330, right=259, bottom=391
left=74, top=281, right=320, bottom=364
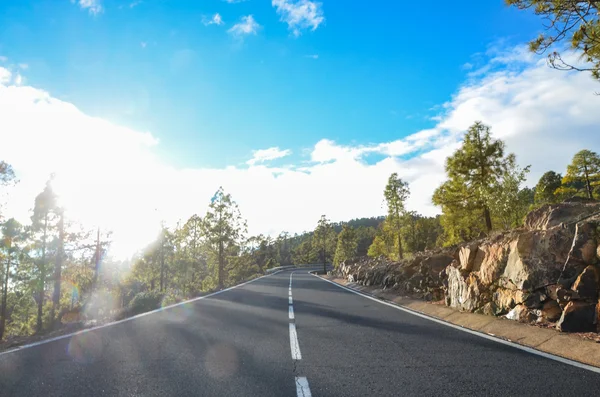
left=288, top=272, right=311, bottom=394
left=295, top=376, right=312, bottom=397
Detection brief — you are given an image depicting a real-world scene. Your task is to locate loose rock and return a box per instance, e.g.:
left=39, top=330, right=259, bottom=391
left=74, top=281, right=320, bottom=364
left=557, top=301, right=598, bottom=332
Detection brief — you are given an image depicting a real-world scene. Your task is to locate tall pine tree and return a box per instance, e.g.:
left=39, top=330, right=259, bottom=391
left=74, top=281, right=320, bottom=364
left=433, top=122, right=510, bottom=245
left=202, top=187, right=246, bottom=289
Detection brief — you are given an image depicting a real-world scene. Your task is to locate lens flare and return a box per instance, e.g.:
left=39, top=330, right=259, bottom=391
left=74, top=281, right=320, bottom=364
left=67, top=332, right=103, bottom=364
left=161, top=300, right=194, bottom=323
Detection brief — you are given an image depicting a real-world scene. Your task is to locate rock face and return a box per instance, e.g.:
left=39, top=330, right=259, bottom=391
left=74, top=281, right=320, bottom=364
left=524, top=201, right=600, bottom=231
left=571, top=265, right=600, bottom=300
left=339, top=252, right=454, bottom=300
left=336, top=201, right=600, bottom=333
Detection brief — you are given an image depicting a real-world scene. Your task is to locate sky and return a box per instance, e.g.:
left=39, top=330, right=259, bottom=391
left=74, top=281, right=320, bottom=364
left=0, top=0, right=599, bottom=258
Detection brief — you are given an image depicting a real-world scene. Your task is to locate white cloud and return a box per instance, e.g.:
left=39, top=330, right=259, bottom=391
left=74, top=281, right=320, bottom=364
left=223, top=0, right=247, bottom=3
left=129, top=0, right=142, bottom=8
left=272, top=0, right=325, bottom=37
left=72, top=0, right=103, bottom=15
left=14, top=73, right=23, bottom=86
left=203, top=13, right=224, bottom=26
left=1, top=45, right=599, bottom=259
left=228, top=15, right=260, bottom=37
left=0, top=68, right=11, bottom=84
left=18, top=63, right=28, bottom=70
left=305, top=54, right=319, bottom=59
left=247, top=147, right=292, bottom=165
left=0, top=56, right=7, bottom=63
left=140, top=42, right=147, bottom=48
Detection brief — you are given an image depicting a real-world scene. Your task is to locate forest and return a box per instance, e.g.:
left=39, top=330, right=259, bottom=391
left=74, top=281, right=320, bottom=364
left=0, top=122, right=598, bottom=340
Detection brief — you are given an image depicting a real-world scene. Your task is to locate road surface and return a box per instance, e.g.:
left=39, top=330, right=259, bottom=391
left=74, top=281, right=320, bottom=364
left=1, top=268, right=600, bottom=396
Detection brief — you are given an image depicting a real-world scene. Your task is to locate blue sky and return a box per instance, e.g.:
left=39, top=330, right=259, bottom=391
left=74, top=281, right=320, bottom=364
left=1, top=0, right=539, bottom=168
left=1, top=0, right=599, bottom=257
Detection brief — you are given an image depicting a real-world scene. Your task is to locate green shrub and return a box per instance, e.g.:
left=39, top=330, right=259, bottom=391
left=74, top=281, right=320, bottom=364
left=121, top=291, right=164, bottom=318
left=161, top=291, right=182, bottom=307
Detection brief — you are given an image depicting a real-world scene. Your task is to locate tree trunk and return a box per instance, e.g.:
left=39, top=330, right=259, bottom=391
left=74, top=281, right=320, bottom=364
left=396, top=217, right=403, bottom=260
left=91, top=228, right=101, bottom=291
left=218, top=240, right=224, bottom=289
left=584, top=164, right=593, bottom=199
left=36, top=213, right=48, bottom=333
left=483, top=206, right=493, bottom=232
left=0, top=253, right=11, bottom=339
left=159, top=243, right=165, bottom=292
left=51, top=212, right=64, bottom=327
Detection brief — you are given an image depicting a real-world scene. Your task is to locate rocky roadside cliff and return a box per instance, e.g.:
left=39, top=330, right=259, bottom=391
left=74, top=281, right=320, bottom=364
left=336, top=200, right=600, bottom=333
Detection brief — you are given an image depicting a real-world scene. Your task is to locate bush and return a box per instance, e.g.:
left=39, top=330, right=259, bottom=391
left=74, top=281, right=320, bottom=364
left=161, top=291, right=183, bottom=307
left=118, top=291, right=164, bottom=319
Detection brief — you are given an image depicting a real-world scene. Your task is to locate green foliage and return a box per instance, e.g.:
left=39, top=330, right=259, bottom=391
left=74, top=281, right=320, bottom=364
left=1, top=218, right=25, bottom=338
left=401, top=213, right=443, bottom=253
left=507, top=0, right=600, bottom=80
left=534, top=171, right=563, bottom=204
left=367, top=235, right=390, bottom=258
left=333, top=225, right=358, bottom=267
left=355, top=226, right=378, bottom=257
left=202, top=187, right=247, bottom=289
left=291, top=238, right=316, bottom=265
left=124, top=291, right=165, bottom=317
left=313, top=215, right=336, bottom=267
left=384, top=173, right=410, bottom=260
left=563, top=150, right=600, bottom=199
left=367, top=220, right=394, bottom=258
left=433, top=122, right=518, bottom=244
left=486, top=154, right=532, bottom=229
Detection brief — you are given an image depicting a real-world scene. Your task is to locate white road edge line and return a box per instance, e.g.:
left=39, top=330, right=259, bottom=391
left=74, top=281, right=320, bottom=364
left=295, top=376, right=312, bottom=397
left=289, top=323, right=302, bottom=360
left=289, top=296, right=293, bottom=304
left=312, top=273, right=600, bottom=374
left=0, top=270, right=288, bottom=358
left=289, top=305, right=295, bottom=320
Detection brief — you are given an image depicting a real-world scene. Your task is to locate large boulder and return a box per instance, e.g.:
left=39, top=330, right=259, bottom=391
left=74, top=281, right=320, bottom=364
left=476, top=239, right=512, bottom=286
left=493, top=288, right=524, bottom=314
left=581, top=239, right=598, bottom=265
left=459, top=243, right=479, bottom=272
left=571, top=265, right=600, bottom=300
left=446, top=266, right=484, bottom=312
left=556, top=301, right=598, bottom=332
left=499, top=227, right=575, bottom=291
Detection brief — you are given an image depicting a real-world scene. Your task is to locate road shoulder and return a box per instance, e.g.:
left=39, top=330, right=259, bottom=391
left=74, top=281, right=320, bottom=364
left=320, top=275, right=600, bottom=370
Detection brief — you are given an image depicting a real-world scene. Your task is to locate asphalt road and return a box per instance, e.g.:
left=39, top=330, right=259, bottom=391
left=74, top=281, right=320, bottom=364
left=1, top=268, right=600, bottom=396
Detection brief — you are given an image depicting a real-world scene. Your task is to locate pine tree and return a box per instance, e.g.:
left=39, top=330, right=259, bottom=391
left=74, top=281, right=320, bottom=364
left=0, top=219, right=23, bottom=339
left=433, top=122, right=510, bottom=244
left=313, top=215, right=336, bottom=273
left=534, top=171, right=563, bottom=204
left=507, top=1, right=600, bottom=80
left=202, top=187, right=246, bottom=289
left=384, top=173, right=410, bottom=260
left=487, top=154, right=531, bottom=229
left=333, top=225, right=357, bottom=267
left=563, top=150, right=600, bottom=199
left=30, top=179, right=59, bottom=332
